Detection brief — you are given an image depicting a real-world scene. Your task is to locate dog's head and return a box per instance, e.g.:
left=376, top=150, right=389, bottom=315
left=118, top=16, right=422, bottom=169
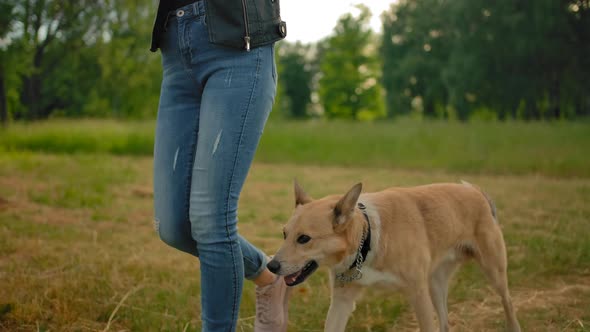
left=268, top=181, right=365, bottom=286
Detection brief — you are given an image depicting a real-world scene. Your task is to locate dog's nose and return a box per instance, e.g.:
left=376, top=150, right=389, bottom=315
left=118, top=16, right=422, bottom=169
left=266, top=259, right=281, bottom=274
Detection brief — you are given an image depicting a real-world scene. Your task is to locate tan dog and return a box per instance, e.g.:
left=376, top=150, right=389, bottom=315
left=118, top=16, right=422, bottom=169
left=267, top=181, right=521, bottom=332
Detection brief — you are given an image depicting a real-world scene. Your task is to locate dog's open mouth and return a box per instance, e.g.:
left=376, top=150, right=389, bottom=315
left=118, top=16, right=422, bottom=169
left=284, top=260, right=318, bottom=286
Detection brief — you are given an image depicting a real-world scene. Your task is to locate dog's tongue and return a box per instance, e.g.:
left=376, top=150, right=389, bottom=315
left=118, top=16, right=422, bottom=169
left=285, top=271, right=301, bottom=285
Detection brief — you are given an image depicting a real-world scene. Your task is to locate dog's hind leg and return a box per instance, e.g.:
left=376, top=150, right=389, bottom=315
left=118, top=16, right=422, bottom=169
left=324, top=283, right=363, bottom=332
left=429, top=260, right=460, bottom=332
left=475, top=223, right=521, bottom=332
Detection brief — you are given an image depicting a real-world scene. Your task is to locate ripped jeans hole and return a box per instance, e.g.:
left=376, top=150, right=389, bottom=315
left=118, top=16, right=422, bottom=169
left=153, top=218, right=160, bottom=233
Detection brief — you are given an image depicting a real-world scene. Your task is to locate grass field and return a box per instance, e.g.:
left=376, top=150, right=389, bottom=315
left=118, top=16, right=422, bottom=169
left=1, top=118, right=589, bottom=177
left=1, top=120, right=589, bottom=331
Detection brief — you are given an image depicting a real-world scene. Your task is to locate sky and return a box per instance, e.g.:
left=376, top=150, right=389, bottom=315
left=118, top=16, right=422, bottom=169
left=280, top=0, right=396, bottom=43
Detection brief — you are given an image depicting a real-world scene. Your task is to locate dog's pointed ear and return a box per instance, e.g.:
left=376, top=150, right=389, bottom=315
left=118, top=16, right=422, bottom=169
left=294, top=179, right=312, bottom=206
left=334, top=183, right=362, bottom=225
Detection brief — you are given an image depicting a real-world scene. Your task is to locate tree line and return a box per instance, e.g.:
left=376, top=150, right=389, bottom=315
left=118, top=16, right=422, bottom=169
left=0, top=0, right=160, bottom=124
left=1, top=0, right=589, bottom=124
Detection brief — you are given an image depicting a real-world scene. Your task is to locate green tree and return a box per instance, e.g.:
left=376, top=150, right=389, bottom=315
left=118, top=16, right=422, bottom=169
left=0, top=0, right=15, bottom=125
left=319, top=5, right=385, bottom=120
left=381, top=0, right=590, bottom=120
left=88, top=0, right=160, bottom=118
left=381, top=0, right=450, bottom=118
left=444, top=0, right=590, bottom=119
left=3, top=0, right=161, bottom=120
left=9, top=0, right=108, bottom=119
left=277, top=42, right=314, bottom=119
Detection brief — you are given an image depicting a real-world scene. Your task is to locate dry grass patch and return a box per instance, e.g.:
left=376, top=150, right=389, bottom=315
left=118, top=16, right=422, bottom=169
left=1, top=153, right=589, bottom=331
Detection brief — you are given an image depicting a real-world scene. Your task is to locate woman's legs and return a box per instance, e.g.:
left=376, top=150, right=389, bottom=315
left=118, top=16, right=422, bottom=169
left=187, top=41, right=276, bottom=332
left=153, top=2, right=286, bottom=331
left=153, top=4, right=202, bottom=258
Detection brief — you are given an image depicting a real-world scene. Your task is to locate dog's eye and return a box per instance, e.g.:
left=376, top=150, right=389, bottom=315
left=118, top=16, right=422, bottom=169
left=283, top=231, right=287, bottom=240
left=297, top=235, right=311, bottom=244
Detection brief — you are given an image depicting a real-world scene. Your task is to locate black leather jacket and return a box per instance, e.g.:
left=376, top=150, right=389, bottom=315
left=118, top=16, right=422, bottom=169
left=150, top=0, right=287, bottom=52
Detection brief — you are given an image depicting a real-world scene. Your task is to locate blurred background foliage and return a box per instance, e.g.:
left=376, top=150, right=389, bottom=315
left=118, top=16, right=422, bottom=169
left=0, top=0, right=588, bottom=124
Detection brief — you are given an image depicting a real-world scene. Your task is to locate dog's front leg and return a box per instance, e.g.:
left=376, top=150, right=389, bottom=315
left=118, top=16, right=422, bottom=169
left=324, top=282, right=363, bottom=332
left=406, top=283, right=437, bottom=332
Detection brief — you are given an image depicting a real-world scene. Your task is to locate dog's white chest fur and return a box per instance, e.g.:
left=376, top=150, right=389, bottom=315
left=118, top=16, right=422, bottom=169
left=355, top=267, right=402, bottom=287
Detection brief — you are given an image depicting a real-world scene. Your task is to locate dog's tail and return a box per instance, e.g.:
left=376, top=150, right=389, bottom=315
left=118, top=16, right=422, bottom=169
left=460, top=180, right=498, bottom=222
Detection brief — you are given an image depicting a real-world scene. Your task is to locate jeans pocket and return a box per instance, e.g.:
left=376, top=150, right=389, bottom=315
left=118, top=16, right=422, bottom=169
left=188, top=17, right=210, bottom=64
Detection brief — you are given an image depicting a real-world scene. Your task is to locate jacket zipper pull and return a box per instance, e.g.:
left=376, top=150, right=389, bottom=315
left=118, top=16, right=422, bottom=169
left=244, top=36, right=251, bottom=52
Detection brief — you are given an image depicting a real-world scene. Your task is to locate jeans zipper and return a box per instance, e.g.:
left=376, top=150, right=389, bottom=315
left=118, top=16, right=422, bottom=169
left=240, top=0, right=251, bottom=51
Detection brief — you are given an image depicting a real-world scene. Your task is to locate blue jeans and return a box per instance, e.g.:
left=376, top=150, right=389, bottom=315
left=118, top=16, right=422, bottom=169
left=152, top=2, right=276, bottom=331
